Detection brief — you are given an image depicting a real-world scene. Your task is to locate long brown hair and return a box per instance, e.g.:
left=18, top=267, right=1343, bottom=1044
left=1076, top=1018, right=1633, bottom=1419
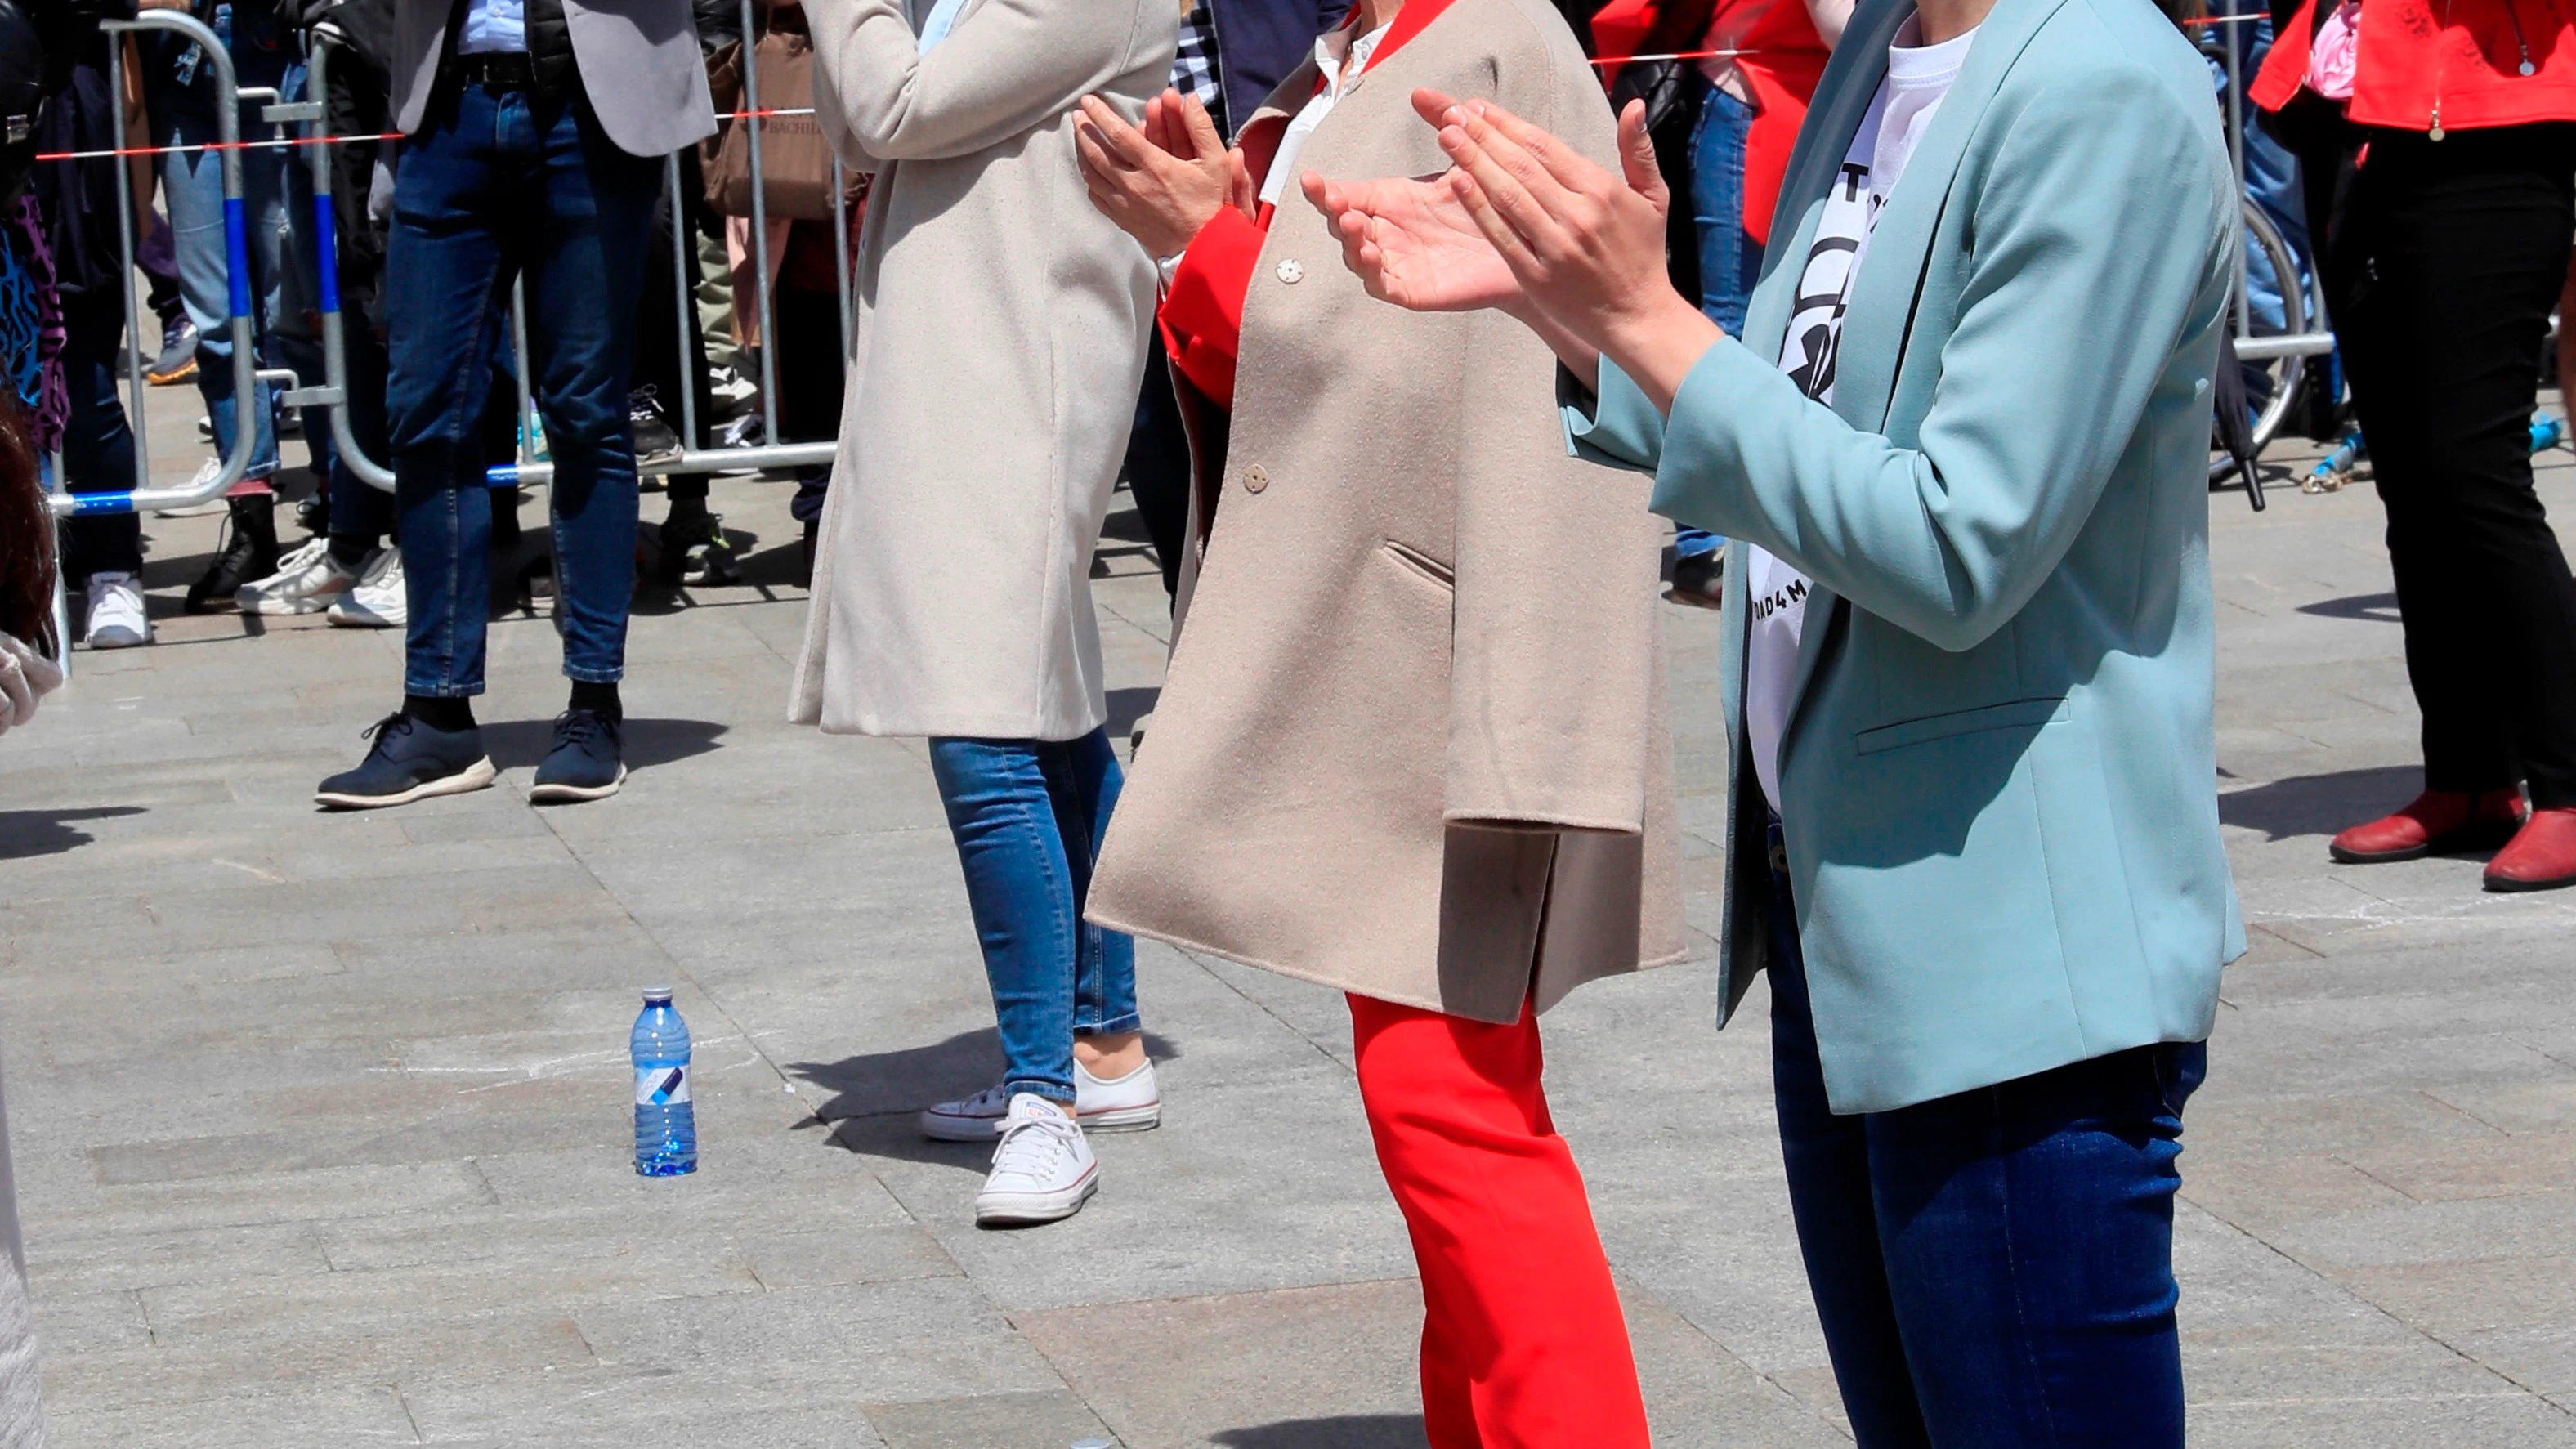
left=0, top=395, right=57, bottom=657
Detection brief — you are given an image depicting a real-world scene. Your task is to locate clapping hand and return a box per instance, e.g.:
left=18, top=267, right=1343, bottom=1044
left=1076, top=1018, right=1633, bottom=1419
left=1311, top=88, right=1718, bottom=406
left=1074, top=89, right=1241, bottom=259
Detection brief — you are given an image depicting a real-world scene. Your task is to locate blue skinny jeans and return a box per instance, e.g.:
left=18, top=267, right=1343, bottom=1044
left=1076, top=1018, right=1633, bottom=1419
left=927, top=729, right=1139, bottom=1106
left=1766, top=819, right=2202, bottom=1447
left=383, top=81, right=659, bottom=695
left=1677, top=78, right=1764, bottom=563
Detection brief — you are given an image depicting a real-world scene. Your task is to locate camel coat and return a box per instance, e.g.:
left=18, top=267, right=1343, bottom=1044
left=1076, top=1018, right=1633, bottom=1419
left=789, top=0, right=1175, bottom=740
left=1085, top=0, right=1688, bottom=1022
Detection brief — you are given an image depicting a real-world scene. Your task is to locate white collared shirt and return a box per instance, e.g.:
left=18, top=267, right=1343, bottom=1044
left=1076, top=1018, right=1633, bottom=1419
left=1258, top=20, right=1395, bottom=208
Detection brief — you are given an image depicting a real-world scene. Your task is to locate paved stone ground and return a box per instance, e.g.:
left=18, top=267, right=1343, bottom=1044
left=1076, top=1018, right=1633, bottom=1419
left=4, top=383, right=2574, bottom=1447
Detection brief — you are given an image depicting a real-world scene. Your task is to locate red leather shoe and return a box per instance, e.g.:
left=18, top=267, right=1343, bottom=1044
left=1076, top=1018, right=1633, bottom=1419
left=2329, top=789, right=2528, bottom=864
left=2484, top=807, right=2576, bottom=892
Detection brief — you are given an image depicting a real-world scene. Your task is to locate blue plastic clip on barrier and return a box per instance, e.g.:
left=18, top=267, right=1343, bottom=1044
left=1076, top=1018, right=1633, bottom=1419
left=224, top=195, right=253, bottom=321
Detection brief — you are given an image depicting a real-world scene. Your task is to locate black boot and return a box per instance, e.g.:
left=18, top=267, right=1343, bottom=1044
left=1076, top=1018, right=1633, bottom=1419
left=186, top=494, right=280, bottom=613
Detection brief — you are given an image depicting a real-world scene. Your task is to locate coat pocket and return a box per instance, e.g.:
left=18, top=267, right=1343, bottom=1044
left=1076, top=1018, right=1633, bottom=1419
left=1383, top=539, right=1456, bottom=591
left=1852, top=696, right=2068, bottom=756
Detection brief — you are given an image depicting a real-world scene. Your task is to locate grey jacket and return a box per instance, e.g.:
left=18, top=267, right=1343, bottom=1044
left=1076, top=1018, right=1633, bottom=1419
left=391, top=0, right=716, bottom=157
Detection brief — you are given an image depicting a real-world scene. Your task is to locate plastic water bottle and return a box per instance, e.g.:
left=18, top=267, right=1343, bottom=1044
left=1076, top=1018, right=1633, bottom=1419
left=2531, top=413, right=2565, bottom=455
left=631, top=988, right=697, bottom=1176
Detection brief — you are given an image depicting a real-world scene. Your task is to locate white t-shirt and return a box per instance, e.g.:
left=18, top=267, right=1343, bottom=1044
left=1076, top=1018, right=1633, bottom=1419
left=1742, top=17, right=1977, bottom=821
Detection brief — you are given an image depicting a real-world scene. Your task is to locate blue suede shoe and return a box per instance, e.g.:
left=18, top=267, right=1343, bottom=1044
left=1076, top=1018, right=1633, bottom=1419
left=315, top=713, right=496, bottom=810
left=530, top=709, right=626, bottom=804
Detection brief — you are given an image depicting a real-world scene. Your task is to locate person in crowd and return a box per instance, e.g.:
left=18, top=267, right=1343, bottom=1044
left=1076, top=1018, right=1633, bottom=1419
left=1121, top=0, right=1349, bottom=611
left=135, top=0, right=338, bottom=612
left=236, top=0, right=406, bottom=629
left=1591, top=0, right=1846, bottom=605
left=2254, top=0, right=2576, bottom=892
left=1316, top=0, right=2241, bottom=1432
left=311, top=0, right=716, bottom=809
left=794, top=0, right=1175, bottom=1227
left=0, top=396, right=56, bottom=1449
left=1074, top=0, right=1681, bottom=1436
left=30, top=28, right=150, bottom=648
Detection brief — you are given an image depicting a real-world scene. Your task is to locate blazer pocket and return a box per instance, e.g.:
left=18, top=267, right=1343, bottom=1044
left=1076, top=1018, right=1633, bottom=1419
left=1853, top=696, right=2069, bottom=756
left=1383, top=539, right=1456, bottom=591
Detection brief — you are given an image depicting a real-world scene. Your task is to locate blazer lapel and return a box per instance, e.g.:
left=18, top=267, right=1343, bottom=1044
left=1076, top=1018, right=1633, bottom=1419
left=1771, top=0, right=2076, bottom=771
left=1737, top=0, right=1910, bottom=364
left=1829, top=0, right=2077, bottom=434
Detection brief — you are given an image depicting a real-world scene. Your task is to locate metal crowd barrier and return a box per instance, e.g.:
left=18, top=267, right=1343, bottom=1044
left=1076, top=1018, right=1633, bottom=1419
left=45, top=9, right=265, bottom=521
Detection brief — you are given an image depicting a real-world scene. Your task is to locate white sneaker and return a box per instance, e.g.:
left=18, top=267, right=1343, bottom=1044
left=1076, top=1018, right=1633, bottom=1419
left=83, top=573, right=150, bottom=648
left=920, top=1058, right=1162, bottom=1141
left=1074, top=1058, right=1162, bottom=1133
left=326, top=548, right=406, bottom=629
left=975, top=1095, right=1097, bottom=1227
left=237, top=537, right=354, bottom=615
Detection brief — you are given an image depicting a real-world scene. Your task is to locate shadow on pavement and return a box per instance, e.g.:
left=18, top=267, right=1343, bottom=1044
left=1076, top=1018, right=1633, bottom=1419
left=2220, top=764, right=2419, bottom=841
left=0, top=806, right=146, bottom=861
left=788, top=1027, right=1184, bottom=1167
left=1107, top=686, right=1159, bottom=738
left=2297, top=590, right=2402, bottom=623
left=478, top=716, right=727, bottom=773
left=1211, top=1415, right=1429, bottom=1447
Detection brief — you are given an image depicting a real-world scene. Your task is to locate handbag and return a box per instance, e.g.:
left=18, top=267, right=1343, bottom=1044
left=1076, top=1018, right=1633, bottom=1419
left=704, top=21, right=865, bottom=222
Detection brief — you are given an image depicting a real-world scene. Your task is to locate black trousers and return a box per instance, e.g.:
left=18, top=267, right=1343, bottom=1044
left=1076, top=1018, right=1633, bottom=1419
left=2323, top=124, right=2576, bottom=809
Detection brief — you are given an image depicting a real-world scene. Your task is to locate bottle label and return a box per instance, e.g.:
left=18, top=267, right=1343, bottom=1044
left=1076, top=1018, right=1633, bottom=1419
left=635, top=1065, right=690, bottom=1107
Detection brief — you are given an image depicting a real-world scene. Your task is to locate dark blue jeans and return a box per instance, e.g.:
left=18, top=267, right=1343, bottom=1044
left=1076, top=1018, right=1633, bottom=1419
left=384, top=81, right=658, bottom=695
left=927, top=730, right=1140, bottom=1106
left=1765, top=821, right=2201, bottom=1448
left=59, top=294, right=141, bottom=576
left=1677, top=78, right=1764, bottom=563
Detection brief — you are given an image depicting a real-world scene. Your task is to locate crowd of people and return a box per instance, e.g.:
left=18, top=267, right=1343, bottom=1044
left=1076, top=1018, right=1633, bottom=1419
left=6, top=0, right=2576, bottom=1444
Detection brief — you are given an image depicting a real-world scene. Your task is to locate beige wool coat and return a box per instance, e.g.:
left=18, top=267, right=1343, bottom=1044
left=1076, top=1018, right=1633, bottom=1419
left=789, top=0, right=1176, bottom=740
left=1085, top=0, right=1688, bottom=1022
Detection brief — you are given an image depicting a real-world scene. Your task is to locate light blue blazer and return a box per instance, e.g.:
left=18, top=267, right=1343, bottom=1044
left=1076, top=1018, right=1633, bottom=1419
left=1568, top=0, right=2247, bottom=1113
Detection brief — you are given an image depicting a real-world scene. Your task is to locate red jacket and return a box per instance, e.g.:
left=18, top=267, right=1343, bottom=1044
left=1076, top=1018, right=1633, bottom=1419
left=1590, top=0, right=1830, bottom=247
left=2252, top=0, right=2576, bottom=133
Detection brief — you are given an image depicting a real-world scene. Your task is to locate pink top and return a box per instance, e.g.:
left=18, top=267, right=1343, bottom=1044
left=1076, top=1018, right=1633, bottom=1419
left=2308, top=0, right=2361, bottom=101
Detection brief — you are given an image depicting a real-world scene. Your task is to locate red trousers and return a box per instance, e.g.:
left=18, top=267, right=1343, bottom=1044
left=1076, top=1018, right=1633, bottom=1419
left=1347, top=993, right=1652, bottom=1449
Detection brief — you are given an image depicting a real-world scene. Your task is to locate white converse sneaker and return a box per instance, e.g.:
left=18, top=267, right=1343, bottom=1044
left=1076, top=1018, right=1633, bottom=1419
left=237, top=536, right=355, bottom=615
left=921, top=1083, right=1013, bottom=1142
left=922, top=1058, right=1162, bottom=1141
left=327, top=548, right=406, bottom=629
left=1074, top=1058, right=1161, bottom=1133
left=83, top=573, right=150, bottom=648
left=975, top=1095, right=1097, bottom=1227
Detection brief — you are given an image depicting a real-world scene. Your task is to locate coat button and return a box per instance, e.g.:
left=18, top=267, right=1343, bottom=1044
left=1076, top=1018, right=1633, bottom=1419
left=1276, top=258, right=1304, bottom=284
left=1242, top=464, right=1268, bottom=494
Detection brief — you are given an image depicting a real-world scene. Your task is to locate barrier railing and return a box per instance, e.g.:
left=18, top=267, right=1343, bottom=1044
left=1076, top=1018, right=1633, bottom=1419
left=46, top=10, right=263, bottom=520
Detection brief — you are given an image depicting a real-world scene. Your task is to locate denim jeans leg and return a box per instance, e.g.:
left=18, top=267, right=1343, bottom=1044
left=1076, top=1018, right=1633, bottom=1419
left=1053, top=727, right=1139, bottom=1037
left=522, top=95, right=657, bottom=685
left=1765, top=851, right=1934, bottom=1448
left=1678, top=77, right=1761, bottom=561
left=159, top=111, right=280, bottom=481
left=58, top=295, right=144, bottom=577
left=1868, top=1049, right=2194, bottom=1447
left=386, top=84, right=516, bottom=698
left=928, top=737, right=1081, bottom=1106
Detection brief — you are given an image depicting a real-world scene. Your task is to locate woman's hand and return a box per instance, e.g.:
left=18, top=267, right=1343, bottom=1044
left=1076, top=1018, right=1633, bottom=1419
left=1429, top=92, right=1720, bottom=410
left=1300, top=168, right=1521, bottom=313
left=1074, top=90, right=1234, bottom=259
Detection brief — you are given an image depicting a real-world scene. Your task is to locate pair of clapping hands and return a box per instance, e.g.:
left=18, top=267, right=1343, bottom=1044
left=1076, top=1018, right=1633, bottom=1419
left=1071, top=87, right=1724, bottom=410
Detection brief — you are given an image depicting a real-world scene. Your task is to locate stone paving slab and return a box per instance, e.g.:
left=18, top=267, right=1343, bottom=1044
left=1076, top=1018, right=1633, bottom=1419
left=3, top=388, right=2575, bottom=1443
